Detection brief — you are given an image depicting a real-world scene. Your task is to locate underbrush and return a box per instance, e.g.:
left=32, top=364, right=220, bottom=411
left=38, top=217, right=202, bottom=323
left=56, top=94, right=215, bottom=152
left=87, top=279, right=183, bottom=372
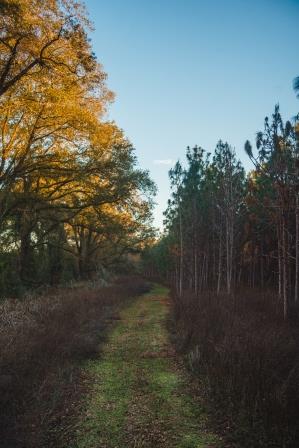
left=171, top=288, right=299, bottom=448
left=0, top=276, right=150, bottom=448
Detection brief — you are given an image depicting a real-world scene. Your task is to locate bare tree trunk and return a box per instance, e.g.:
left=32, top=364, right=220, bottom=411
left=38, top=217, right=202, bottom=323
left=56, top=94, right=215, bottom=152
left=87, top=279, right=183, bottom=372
left=295, top=193, right=299, bottom=303
left=217, top=227, right=222, bottom=295
left=226, top=217, right=229, bottom=293
left=230, top=219, right=234, bottom=292
left=175, top=263, right=179, bottom=294
left=277, top=223, right=282, bottom=299
left=200, top=253, right=206, bottom=291
left=260, top=241, right=264, bottom=288
left=213, top=235, right=216, bottom=285
left=179, top=209, right=183, bottom=297
left=194, top=250, right=198, bottom=296
left=20, top=222, right=32, bottom=283
left=204, top=252, right=208, bottom=287
left=226, top=215, right=233, bottom=295
left=282, top=216, right=288, bottom=320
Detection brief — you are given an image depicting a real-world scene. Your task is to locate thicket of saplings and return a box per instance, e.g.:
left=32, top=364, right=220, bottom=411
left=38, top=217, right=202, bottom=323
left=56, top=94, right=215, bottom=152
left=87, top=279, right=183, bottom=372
left=171, top=289, right=299, bottom=447
left=144, top=106, right=299, bottom=447
left=0, top=277, right=150, bottom=448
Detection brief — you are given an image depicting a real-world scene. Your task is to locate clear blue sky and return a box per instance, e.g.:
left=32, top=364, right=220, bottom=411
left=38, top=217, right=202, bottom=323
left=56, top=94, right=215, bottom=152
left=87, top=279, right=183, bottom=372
left=84, top=0, right=299, bottom=229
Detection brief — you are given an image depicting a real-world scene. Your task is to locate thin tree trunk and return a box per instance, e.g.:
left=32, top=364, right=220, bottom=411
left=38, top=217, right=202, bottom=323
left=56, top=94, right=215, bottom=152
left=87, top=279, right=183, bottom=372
left=194, top=251, right=198, bottom=296
left=179, top=208, right=183, bottom=297
left=277, top=223, right=282, bottom=299
left=226, top=215, right=233, bottom=295
left=175, top=263, right=179, bottom=294
left=226, top=217, right=229, bottom=293
left=200, top=253, right=206, bottom=291
left=217, top=227, right=222, bottom=295
left=295, top=193, right=299, bottom=303
left=282, top=216, right=288, bottom=320
left=260, top=241, right=264, bottom=288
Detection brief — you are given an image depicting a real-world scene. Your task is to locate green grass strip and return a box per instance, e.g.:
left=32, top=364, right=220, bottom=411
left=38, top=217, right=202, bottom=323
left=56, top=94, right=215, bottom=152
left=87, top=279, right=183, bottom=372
left=74, top=284, right=219, bottom=448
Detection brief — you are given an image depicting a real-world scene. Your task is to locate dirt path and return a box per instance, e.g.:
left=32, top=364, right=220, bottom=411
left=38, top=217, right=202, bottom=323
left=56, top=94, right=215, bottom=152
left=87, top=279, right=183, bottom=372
left=74, top=285, right=220, bottom=448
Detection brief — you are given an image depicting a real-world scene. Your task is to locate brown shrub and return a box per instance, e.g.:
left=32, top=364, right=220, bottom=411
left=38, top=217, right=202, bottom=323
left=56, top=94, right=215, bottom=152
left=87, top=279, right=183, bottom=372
left=0, top=276, right=151, bottom=447
left=171, top=288, right=299, bottom=448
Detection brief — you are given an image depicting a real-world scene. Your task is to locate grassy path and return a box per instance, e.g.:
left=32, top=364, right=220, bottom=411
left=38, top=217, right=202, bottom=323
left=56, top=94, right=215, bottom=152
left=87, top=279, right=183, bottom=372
left=74, top=285, right=219, bottom=448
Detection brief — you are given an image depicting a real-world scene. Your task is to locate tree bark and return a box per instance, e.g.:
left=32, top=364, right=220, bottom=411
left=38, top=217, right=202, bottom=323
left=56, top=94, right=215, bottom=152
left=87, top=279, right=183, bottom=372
left=217, top=227, right=222, bottom=295
left=295, top=193, right=299, bottom=303
left=179, top=207, right=183, bottom=297
left=282, top=216, right=288, bottom=320
left=277, top=222, right=282, bottom=299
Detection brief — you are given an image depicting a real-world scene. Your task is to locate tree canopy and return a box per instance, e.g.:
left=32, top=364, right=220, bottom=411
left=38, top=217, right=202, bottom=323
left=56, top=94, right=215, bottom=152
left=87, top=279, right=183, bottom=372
left=0, top=0, right=156, bottom=293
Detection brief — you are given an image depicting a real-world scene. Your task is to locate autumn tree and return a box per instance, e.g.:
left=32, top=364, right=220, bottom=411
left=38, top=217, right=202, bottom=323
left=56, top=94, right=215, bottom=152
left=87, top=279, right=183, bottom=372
left=0, top=0, right=109, bottom=98
left=0, top=1, right=156, bottom=293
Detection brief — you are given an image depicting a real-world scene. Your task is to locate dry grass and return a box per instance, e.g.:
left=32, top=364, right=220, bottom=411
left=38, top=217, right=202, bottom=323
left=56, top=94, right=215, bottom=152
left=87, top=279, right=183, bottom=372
left=171, top=288, right=299, bottom=447
left=0, top=276, right=151, bottom=448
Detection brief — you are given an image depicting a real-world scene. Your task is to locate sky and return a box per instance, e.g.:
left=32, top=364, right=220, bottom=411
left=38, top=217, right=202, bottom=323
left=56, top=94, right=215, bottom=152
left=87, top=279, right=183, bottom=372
left=84, top=0, right=299, bottom=229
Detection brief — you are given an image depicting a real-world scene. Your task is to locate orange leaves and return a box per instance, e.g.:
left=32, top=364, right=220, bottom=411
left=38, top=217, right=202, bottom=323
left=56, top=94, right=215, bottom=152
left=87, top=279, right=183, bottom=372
left=0, top=1, right=155, bottom=278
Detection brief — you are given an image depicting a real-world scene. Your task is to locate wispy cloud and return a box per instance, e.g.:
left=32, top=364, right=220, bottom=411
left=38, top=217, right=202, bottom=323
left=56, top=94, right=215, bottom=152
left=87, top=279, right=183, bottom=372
left=153, top=159, right=174, bottom=166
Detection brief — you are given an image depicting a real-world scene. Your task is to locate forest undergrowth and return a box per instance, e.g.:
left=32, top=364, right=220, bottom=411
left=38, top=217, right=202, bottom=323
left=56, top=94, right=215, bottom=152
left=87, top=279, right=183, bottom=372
left=0, top=276, right=150, bottom=448
left=170, top=287, right=299, bottom=448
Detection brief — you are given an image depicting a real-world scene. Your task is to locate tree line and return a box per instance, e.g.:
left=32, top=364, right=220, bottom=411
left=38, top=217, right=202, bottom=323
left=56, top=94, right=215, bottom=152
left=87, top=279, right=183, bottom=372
left=144, top=99, right=299, bottom=320
left=0, top=0, right=155, bottom=295
left=142, top=85, right=299, bottom=446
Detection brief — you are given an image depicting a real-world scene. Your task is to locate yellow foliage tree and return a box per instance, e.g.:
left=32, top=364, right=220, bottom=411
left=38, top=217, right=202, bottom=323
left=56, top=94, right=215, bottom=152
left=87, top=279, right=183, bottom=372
left=0, top=0, right=156, bottom=288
